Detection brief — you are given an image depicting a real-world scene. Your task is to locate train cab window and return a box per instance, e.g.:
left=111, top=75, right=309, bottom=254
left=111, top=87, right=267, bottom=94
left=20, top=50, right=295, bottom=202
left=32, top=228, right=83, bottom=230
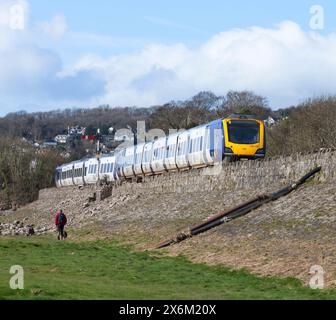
left=228, top=121, right=260, bottom=145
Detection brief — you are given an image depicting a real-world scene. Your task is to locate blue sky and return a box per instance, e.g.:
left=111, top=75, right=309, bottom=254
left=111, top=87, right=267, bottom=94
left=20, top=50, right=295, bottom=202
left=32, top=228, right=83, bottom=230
left=1, top=0, right=336, bottom=115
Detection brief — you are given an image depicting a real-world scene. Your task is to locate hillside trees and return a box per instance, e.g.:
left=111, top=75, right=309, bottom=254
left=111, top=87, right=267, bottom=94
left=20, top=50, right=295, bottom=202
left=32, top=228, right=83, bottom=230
left=267, top=96, right=336, bottom=155
left=0, top=137, right=65, bottom=208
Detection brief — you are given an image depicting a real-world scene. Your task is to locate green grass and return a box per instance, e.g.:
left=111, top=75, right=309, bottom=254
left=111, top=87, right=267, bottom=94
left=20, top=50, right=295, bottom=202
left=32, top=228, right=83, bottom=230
left=0, top=236, right=335, bottom=300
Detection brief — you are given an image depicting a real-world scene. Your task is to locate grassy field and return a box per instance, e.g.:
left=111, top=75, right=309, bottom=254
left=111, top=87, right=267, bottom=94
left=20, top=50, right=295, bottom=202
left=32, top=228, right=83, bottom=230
left=0, top=236, right=335, bottom=300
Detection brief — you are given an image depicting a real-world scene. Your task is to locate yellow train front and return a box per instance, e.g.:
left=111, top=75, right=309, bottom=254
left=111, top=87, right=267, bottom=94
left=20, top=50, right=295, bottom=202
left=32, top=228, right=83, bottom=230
left=222, top=115, right=266, bottom=160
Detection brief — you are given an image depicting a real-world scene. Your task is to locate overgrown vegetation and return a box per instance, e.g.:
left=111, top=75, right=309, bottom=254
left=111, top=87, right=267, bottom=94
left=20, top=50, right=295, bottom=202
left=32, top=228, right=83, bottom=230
left=267, top=96, right=336, bottom=156
left=0, top=237, right=334, bottom=300
left=0, top=137, right=64, bottom=209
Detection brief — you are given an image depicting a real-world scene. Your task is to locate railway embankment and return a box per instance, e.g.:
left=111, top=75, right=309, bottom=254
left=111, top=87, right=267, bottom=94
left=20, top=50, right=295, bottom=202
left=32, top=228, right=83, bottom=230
left=1, top=150, right=336, bottom=286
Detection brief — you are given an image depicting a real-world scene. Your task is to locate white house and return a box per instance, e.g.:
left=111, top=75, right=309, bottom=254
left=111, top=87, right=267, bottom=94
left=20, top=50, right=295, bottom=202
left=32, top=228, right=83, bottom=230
left=55, top=135, right=68, bottom=144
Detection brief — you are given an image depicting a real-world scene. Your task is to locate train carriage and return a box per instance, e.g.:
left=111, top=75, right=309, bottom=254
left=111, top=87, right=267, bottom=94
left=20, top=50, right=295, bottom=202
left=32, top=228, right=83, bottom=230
left=73, top=161, right=85, bottom=186
left=123, top=147, right=136, bottom=179
left=115, top=149, right=126, bottom=180
left=84, top=157, right=99, bottom=185
left=164, top=133, right=179, bottom=171
left=60, top=163, right=75, bottom=187
left=187, top=125, right=208, bottom=168
left=142, top=141, right=154, bottom=175
left=55, top=166, right=63, bottom=188
left=134, top=143, right=145, bottom=176
left=151, top=137, right=167, bottom=174
left=175, top=130, right=190, bottom=170
left=99, top=155, right=117, bottom=182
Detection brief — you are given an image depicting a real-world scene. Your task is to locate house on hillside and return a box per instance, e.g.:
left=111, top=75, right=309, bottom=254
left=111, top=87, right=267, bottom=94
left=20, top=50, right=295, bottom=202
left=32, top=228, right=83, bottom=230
left=55, top=135, right=69, bottom=144
left=265, top=116, right=276, bottom=127
left=42, top=141, right=58, bottom=148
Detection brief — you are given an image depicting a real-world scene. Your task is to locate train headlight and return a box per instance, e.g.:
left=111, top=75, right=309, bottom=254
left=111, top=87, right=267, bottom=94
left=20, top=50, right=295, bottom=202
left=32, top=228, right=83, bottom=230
left=256, top=148, right=265, bottom=155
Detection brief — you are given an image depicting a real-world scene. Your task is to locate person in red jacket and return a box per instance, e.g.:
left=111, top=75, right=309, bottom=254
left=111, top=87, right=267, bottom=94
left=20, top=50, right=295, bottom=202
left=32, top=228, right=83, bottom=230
left=55, top=209, right=67, bottom=240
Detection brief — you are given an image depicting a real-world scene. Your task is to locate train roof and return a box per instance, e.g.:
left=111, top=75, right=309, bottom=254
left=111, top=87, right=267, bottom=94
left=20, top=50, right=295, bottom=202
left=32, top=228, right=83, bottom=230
left=226, top=114, right=263, bottom=120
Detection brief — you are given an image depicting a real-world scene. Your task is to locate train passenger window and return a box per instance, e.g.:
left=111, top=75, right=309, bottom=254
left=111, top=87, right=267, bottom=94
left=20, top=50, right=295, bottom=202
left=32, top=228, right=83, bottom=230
left=171, top=145, right=176, bottom=157
left=200, top=137, right=203, bottom=151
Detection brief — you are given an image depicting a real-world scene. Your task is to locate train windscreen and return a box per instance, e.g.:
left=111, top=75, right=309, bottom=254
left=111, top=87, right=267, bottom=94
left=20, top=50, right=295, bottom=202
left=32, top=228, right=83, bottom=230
left=227, top=121, right=260, bottom=144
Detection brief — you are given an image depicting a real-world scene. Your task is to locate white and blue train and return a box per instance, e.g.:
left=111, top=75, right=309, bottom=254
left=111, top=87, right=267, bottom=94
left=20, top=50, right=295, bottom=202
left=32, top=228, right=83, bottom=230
left=55, top=116, right=266, bottom=187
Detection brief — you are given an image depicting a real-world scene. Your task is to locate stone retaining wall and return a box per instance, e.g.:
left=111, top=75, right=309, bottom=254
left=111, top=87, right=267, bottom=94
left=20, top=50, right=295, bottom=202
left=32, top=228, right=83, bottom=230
left=111, top=151, right=336, bottom=198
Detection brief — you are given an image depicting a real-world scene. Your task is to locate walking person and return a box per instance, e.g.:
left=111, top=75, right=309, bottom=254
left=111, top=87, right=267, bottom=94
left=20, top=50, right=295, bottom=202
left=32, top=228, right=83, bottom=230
left=55, top=209, right=67, bottom=240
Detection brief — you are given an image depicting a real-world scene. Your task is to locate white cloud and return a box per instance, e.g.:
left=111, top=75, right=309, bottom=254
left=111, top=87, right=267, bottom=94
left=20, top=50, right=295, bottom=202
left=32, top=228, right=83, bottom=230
left=63, top=20, right=336, bottom=109
left=2, top=2, right=336, bottom=114
left=36, top=14, right=68, bottom=39
left=0, top=1, right=105, bottom=114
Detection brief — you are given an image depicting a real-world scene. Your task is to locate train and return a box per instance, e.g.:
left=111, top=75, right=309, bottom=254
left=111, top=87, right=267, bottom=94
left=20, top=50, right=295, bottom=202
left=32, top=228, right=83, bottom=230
left=55, top=115, right=266, bottom=188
